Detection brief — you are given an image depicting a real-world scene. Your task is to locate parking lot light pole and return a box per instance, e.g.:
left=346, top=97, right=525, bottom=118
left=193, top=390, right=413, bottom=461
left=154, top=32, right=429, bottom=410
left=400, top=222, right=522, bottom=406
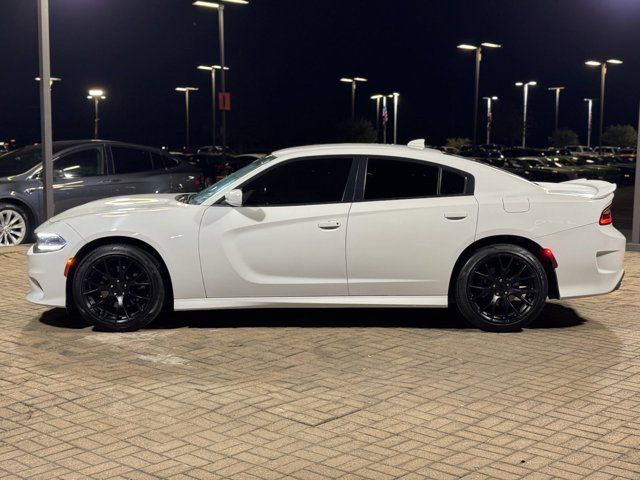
left=194, top=1, right=248, bottom=158
left=340, top=77, right=368, bottom=121
left=198, top=64, right=229, bottom=149
left=548, top=86, right=564, bottom=134
left=585, top=59, right=622, bottom=147
left=175, top=87, right=199, bottom=150
left=370, top=94, right=383, bottom=142
left=584, top=98, right=594, bottom=148
left=387, top=92, right=400, bottom=145
left=37, top=0, right=54, bottom=221
left=631, top=101, right=640, bottom=251
left=482, top=96, right=498, bottom=144
left=457, top=42, right=501, bottom=146
left=87, top=90, right=106, bottom=139
left=515, top=81, right=537, bottom=148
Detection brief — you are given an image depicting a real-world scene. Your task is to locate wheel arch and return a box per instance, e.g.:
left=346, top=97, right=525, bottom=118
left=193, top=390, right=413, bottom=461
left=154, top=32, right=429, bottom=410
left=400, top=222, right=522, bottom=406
left=65, top=236, right=174, bottom=310
left=0, top=196, right=37, bottom=231
left=448, top=234, right=560, bottom=303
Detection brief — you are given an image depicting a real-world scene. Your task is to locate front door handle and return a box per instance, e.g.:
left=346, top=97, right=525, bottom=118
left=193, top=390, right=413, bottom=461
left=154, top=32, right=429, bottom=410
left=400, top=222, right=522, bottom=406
left=444, top=211, right=468, bottom=220
left=318, top=220, right=341, bottom=230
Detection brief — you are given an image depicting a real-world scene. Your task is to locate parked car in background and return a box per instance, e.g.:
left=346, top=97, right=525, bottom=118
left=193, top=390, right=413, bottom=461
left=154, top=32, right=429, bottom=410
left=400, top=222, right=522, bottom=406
left=560, top=155, right=623, bottom=183
left=565, top=145, right=594, bottom=156
left=594, top=146, right=619, bottom=156
left=0, top=140, right=201, bottom=246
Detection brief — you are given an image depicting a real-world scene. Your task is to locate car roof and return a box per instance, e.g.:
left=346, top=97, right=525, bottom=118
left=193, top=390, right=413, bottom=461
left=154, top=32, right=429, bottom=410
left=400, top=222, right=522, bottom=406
left=19, top=140, right=168, bottom=154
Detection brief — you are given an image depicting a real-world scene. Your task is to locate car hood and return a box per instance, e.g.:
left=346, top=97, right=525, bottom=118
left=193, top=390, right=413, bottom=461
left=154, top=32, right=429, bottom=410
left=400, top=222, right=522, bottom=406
left=50, top=194, right=188, bottom=223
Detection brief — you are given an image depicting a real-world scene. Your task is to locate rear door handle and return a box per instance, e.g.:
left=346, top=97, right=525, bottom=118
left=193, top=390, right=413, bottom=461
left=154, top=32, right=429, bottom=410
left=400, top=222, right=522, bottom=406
left=444, top=211, right=468, bottom=220
left=318, top=220, right=341, bottom=230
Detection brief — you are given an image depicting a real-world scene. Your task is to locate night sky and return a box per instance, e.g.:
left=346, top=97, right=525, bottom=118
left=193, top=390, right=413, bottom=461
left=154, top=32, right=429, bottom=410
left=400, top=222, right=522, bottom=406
left=1, top=0, right=640, bottom=151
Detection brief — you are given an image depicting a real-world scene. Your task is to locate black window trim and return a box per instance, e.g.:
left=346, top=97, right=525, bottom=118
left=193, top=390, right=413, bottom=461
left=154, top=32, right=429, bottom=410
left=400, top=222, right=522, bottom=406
left=231, top=154, right=359, bottom=207
left=355, top=155, right=475, bottom=203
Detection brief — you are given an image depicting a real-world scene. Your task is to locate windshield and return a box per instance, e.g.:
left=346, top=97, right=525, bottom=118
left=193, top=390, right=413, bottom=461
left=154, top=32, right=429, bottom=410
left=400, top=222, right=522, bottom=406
left=0, top=148, right=42, bottom=177
left=188, top=154, right=275, bottom=205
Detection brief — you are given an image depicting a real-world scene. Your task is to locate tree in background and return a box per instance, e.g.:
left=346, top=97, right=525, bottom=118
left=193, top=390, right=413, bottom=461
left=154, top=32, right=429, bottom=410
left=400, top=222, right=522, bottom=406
left=549, top=128, right=579, bottom=147
left=601, top=124, right=638, bottom=147
left=334, top=119, right=377, bottom=143
left=445, top=137, right=471, bottom=150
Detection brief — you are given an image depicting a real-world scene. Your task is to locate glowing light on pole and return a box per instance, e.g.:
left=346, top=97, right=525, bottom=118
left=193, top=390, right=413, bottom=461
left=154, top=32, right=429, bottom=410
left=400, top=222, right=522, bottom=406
left=585, top=58, right=622, bottom=146
left=515, top=81, right=537, bottom=148
left=87, top=89, right=106, bottom=139
left=193, top=0, right=248, bottom=157
left=457, top=42, right=501, bottom=145
left=340, top=77, right=368, bottom=121
left=198, top=65, right=229, bottom=149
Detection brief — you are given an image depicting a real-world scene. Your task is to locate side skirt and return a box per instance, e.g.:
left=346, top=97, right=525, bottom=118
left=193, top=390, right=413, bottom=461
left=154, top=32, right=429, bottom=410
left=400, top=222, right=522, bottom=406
left=174, top=296, right=449, bottom=311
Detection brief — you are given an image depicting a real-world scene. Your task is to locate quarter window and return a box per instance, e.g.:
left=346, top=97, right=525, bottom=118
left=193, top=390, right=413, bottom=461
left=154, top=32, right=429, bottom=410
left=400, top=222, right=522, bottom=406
left=364, top=158, right=439, bottom=201
left=242, top=157, right=353, bottom=206
left=112, top=147, right=153, bottom=174
left=440, top=169, right=467, bottom=195
left=55, top=148, right=101, bottom=178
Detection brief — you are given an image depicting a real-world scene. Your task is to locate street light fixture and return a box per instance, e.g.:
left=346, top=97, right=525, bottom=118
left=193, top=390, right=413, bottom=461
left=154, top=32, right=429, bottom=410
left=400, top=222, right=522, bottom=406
left=175, top=87, right=199, bottom=150
left=584, top=98, right=594, bottom=148
left=194, top=0, right=248, bottom=158
left=515, top=81, right=537, bottom=148
left=387, top=92, right=400, bottom=145
left=482, top=96, right=498, bottom=144
left=457, top=41, right=501, bottom=145
left=340, top=76, right=368, bottom=121
left=585, top=58, right=623, bottom=146
left=198, top=64, right=229, bottom=149
left=370, top=94, right=383, bottom=142
left=87, top=89, right=106, bottom=139
left=548, top=86, right=565, bottom=134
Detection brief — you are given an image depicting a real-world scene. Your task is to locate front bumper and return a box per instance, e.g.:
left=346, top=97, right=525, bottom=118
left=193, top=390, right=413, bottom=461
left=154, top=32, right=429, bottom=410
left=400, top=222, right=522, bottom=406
left=26, top=222, right=83, bottom=308
left=540, top=223, right=626, bottom=299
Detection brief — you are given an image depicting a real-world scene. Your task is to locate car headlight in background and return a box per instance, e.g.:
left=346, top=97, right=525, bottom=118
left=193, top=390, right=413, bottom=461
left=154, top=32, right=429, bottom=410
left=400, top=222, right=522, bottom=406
left=34, top=233, right=67, bottom=253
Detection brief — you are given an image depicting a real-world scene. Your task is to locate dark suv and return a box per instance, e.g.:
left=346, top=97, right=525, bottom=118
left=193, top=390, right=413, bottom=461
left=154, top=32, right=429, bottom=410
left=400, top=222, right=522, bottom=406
left=0, top=140, right=201, bottom=246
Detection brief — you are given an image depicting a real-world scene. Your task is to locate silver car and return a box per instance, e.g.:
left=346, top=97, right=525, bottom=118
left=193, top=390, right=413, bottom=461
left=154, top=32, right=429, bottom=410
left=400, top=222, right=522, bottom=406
left=0, top=140, right=202, bottom=246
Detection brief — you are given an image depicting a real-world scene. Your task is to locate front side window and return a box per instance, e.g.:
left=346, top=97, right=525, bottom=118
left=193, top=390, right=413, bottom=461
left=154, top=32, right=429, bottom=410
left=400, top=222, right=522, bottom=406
left=364, top=158, right=439, bottom=201
left=242, top=157, right=353, bottom=206
left=112, top=147, right=153, bottom=174
left=55, top=148, right=101, bottom=178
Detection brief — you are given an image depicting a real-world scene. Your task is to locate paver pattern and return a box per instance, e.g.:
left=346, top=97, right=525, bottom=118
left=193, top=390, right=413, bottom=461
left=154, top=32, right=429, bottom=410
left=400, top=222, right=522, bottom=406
left=1, top=246, right=639, bottom=479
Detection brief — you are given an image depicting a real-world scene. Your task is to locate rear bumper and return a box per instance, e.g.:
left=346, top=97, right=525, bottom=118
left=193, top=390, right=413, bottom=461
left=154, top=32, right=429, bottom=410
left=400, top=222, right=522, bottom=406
left=539, top=223, right=626, bottom=299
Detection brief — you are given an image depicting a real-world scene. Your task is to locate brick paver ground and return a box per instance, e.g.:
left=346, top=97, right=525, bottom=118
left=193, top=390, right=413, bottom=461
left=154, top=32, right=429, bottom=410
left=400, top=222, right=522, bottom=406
left=1, top=246, right=639, bottom=479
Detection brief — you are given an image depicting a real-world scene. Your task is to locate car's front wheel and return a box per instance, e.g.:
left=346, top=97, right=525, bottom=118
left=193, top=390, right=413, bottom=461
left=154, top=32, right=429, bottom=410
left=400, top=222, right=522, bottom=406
left=455, top=244, right=548, bottom=332
left=0, top=202, right=30, bottom=246
left=71, top=244, right=166, bottom=332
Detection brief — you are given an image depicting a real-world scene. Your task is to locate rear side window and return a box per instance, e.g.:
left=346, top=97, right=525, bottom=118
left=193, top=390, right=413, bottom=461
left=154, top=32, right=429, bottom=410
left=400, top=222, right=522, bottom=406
left=440, top=169, right=466, bottom=195
left=152, top=153, right=179, bottom=170
left=112, top=147, right=153, bottom=174
left=364, top=158, right=438, bottom=201
left=56, top=148, right=102, bottom=177
left=242, top=157, right=353, bottom=206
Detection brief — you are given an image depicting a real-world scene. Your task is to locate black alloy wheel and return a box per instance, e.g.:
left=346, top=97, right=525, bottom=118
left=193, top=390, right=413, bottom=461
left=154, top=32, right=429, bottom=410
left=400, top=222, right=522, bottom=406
left=72, top=244, right=166, bottom=331
left=455, top=244, right=548, bottom=332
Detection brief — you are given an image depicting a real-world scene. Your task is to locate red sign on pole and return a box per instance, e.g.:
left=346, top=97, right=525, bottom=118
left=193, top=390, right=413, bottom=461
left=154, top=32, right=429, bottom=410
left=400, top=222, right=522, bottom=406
left=218, top=92, right=231, bottom=111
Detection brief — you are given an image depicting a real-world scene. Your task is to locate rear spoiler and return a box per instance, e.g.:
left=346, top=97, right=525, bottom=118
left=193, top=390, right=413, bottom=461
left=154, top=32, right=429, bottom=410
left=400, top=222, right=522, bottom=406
left=535, top=179, right=617, bottom=200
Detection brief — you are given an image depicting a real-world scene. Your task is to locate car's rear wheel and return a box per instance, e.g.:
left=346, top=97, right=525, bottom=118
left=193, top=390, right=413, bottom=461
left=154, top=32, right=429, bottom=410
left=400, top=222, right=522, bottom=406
left=0, top=203, right=29, bottom=246
left=455, top=244, right=548, bottom=332
left=72, top=244, right=165, bottom=332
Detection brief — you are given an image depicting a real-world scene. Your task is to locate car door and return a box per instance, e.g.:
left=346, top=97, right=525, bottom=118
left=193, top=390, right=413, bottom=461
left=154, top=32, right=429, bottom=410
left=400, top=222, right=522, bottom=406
left=52, top=145, right=110, bottom=213
left=199, top=156, right=356, bottom=298
left=346, top=156, right=478, bottom=297
left=107, top=146, right=159, bottom=196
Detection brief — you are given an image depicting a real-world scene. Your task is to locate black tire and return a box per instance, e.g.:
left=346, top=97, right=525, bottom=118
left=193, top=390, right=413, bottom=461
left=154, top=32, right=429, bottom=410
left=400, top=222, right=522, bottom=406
left=71, top=244, right=166, bottom=332
left=0, top=202, right=31, bottom=246
left=454, top=244, right=548, bottom=332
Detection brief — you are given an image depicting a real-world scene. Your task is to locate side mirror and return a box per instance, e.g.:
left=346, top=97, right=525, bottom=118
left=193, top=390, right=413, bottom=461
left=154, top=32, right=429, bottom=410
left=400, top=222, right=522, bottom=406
left=53, top=169, right=66, bottom=180
left=225, top=189, right=243, bottom=207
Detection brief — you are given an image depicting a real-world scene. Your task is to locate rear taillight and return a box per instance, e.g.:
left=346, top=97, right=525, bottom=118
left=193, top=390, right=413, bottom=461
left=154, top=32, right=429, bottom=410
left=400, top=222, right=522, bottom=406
left=599, top=205, right=613, bottom=225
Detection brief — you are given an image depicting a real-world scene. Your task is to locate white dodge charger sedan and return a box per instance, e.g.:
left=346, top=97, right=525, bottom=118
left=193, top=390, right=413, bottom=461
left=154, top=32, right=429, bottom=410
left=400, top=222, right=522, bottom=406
left=27, top=142, right=626, bottom=332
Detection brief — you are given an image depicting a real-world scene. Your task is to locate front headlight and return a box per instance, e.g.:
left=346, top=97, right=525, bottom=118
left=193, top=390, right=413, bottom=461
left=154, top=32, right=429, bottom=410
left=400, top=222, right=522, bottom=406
left=34, top=232, right=67, bottom=253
